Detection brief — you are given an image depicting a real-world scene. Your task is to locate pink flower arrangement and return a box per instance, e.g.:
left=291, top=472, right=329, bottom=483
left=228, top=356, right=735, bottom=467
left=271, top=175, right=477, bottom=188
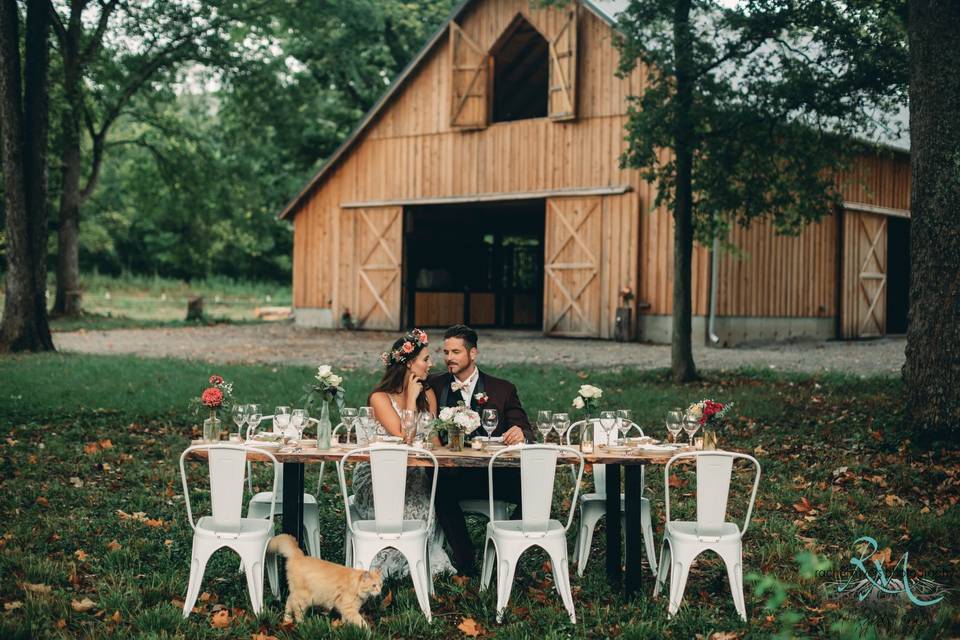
left=380, top=328, right=429, bottom=367
left=209, top=374, right=224, bottom=385
left=201, top=387, right=224, bottom=409
left=686, top=399, right=734, bottom=429
left=191, top=373, right=234, bottom=415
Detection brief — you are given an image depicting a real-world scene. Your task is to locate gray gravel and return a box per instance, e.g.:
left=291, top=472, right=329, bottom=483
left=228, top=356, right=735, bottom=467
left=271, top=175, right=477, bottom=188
left=53, top=323, right=906, bottom=376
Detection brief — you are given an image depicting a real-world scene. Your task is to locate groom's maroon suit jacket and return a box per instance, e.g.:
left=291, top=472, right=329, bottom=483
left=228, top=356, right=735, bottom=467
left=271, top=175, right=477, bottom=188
left=427, top=370, right=535, bottom=443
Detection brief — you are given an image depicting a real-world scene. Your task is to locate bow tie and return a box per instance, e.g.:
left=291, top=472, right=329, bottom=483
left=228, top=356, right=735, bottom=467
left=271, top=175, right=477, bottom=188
left=451, top=379, right=469, bottom=392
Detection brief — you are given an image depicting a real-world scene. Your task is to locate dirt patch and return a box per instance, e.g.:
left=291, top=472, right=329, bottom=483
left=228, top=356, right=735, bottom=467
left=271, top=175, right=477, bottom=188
left=52, top=323, right=906, bottom=376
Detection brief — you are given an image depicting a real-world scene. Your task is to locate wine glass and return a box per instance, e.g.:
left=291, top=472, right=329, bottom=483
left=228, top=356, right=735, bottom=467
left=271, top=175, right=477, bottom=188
left=682, top=414, right=701, bottom=446
left=665, top=409, right=683, bottom=444
left=246, top=404, right=262, bottom=439
left=231, top=404, right=248, bottom=440
left=400, top=409, right=417, bottom=444
left=536, top=410, right=553, bottom=443
left=416, top=411, right=434, bottom=446
left=290, top=409, right=308, bottom=443
left=357, top=406, right=374, bottom=445
left=340, top=407, right=358, bottom=443
left=552, top=412, right=570, bottom=443
left=274, top=406, right=291, bottom=436
left=481, top=408, right=499, bottom=442
left=617, top=409, right=633, bottom=441
left=599, top=411, right=617, bottom=445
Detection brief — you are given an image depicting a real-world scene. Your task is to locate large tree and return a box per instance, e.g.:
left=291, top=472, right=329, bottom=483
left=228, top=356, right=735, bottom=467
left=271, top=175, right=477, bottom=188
left=0, top=0, right=54, bottom=352
left=903, top=0, right=960, bottom=438
left=611, top=0, right=907, bottom=382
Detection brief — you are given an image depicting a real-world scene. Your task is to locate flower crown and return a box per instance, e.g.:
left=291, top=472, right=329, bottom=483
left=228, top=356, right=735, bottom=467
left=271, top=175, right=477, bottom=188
left=379, top=328, right=429, bottom=367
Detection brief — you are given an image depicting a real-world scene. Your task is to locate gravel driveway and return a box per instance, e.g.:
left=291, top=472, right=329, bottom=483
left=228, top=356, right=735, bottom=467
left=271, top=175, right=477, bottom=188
left=53, top=323, right=906, bottom=375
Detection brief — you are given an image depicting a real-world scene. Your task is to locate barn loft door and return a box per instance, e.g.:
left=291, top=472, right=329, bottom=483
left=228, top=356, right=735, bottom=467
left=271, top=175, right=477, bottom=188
left=354, top=207, right=402, bottom=330
left=449, top=22, right=489, bottom=129
left=544, top=197, right=601, bottom=337
left=842, top=211, right=887, bottom=338
left=548, top=8, right=577, bottom=120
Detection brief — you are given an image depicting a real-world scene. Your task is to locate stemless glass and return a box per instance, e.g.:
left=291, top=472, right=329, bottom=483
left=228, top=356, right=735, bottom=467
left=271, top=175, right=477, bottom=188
left=665, top=409, right=683, bottom=444
left=552, top=412, right=570, bottom=443
left=232, top=404, right=248, bottom=440
left=340, top=407, right=358, bottom=443
left=481, top=408, right=499, bottom=441
left=246, top=404, right=262, bottom=439
left=400, top=409, right=417, bottom=444
left=416, top=412, right=434, bottom=446
left=617, top=409, right=633, bottom=441
left=537, top=410, right=553, bottom=443
left=599, top=411, right=617, bottom=445
left=683, top=415, right=701, bottom=446
left=357, top=406, right=374, bottom=445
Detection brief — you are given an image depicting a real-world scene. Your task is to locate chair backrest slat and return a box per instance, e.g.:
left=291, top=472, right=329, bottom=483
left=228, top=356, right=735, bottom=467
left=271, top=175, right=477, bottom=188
left=520, top=447, right=559, bottom=534
left=369, top=446, right=409, bottom=535
left=208, top=447, right=247, bottom=524
left=695, top=454, right=734, bottom=526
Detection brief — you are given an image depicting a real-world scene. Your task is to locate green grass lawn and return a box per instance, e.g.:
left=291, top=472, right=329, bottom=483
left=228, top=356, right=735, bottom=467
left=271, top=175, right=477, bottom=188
left=0, top=354, right=956, bottom=639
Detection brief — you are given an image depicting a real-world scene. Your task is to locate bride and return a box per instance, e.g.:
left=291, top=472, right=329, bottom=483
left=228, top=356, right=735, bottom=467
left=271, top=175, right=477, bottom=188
left=351, top=328, right=455, bottom=578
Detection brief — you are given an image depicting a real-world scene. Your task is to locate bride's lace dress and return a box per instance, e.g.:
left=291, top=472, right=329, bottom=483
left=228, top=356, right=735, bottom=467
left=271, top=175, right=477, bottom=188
left=351, top=397, right=455, bottom=579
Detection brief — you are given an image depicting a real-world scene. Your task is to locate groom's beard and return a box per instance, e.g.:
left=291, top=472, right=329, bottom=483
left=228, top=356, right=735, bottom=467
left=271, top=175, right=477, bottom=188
left=447, top=360, right=475, bottom=378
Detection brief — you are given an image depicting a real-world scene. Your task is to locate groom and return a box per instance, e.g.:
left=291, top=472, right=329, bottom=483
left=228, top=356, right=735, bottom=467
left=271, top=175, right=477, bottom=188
left=428, top=324, right=536, bottom=576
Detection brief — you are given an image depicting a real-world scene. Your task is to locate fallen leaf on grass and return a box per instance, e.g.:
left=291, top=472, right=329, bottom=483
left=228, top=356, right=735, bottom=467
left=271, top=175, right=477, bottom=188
left=55, top=619, right=66, bottom=629
left=106, top=540, right=122, bottom=552
left=199, top=592, right=214, bottom=603
left=793, top=497, right=813, bottom=513
left=74, top=550, right=88, bottom=561
left=36, top=496, right=49, bottom=507
left=871, top=546, right=893, bottom=567
left=110, top=611, right=122, bottom=624
left=71, top=598, right=96, bottom=613
left=452, top=575, right=470, bottom=587
left=380, top=590, right=393, bottom=608
left=458, top=617, right=483, bottom=637
left=83, top=443, right=100, bottom=455
left=99, top=439, right=113, bottom=449
left=251, top=634, right=279, bottom=640
left=210, top=610, right=231, bottom=628
left=668, top=474, right=686, bottom=488
left=884, top=495, right=905, bottom=507
left=21, top=582, right=52, bottom=595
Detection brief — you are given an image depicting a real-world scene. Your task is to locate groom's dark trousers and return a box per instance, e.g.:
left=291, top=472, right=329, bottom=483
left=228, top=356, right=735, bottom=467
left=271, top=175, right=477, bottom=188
left=427, top=370, right=536, bottom=576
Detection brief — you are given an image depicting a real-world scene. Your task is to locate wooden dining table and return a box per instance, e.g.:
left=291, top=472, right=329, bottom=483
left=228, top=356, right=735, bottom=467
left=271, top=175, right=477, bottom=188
left=196, top=441, right=692, bottom=598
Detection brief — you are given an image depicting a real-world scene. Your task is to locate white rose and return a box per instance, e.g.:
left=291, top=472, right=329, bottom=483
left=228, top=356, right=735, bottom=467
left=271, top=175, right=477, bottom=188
left=455, top=410, right=480, bottom=431
left=439, top=407, right=455, bottom=422
left=327, top=374, right=342, bottom=387
left=687, top=403, right=703, bottom=419
left=572, top=396, right=585, bottom=409
left=316, top=365, right=332, bottom=378
left=580, top=384, right=602, bottom=399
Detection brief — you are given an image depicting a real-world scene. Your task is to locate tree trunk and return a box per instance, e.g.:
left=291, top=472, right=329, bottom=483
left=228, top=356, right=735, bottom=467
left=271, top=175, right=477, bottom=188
left=0, top=0, right=54, bottom=353
left=670, top=0, right=698, bottom=383
left=904, top=0, right=960, bottom=440
left=52, top=40, right=83, bottom=317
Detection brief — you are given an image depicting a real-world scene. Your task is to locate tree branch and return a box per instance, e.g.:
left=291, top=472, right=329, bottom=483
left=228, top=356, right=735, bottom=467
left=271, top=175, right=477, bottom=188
left=45, top=0, right=67, bottom=47
left=80, top=0, right=119, bottom=65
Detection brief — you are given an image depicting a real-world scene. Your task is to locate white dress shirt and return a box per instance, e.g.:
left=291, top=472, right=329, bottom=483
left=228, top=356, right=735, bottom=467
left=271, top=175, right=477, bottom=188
left=453, top=367, right=480, bottom=404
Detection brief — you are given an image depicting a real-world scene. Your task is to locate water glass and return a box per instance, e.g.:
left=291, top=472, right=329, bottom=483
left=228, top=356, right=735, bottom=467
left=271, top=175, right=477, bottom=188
left=231, top=404, right=248, bottom=440
left=274, top=406, right=291, bottom=436
left=682, top=415, right=701, bottom=446
left=599, top=411, right=616, bottom=445
left=416, top=412, right=434, bottom=446
left=246, top=404, right=262, bottom=440
left=665, top=409, right=683, bottom=444
left=400, top=409, right=417, bottom=444
left=552, top=412, right=570, bottom=443
left=537, top=410, right=553, bottom=443
left=340, top=407, right=358, bottom=443
left=290, top=409, right=308, bottom=443
left=617, top=409, right=633, bottom=440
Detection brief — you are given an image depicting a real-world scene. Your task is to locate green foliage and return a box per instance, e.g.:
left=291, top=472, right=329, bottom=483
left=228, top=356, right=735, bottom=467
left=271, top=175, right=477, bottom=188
left=611, top=0, right=908, bottom=244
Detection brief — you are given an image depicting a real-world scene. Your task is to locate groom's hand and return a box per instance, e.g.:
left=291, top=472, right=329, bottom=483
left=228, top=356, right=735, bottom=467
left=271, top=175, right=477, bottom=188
left=502, top=426, right=525, bottom=445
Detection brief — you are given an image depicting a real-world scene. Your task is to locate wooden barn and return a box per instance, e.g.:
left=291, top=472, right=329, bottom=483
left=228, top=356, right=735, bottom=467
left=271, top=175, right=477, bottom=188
left=279, top=0, right=911, bottom=345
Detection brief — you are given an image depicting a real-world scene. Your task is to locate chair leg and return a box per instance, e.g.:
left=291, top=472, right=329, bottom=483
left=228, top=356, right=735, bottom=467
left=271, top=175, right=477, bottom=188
left=722, top=547, right=747, bottom=621
left=546, top=544, right=576, bottom=624
left=304, top=513, right=322, bottom=558
left=641, top=499, right=658, bottom=575
left=182, top=541, right=216, bottom=617
left=653, top=539, right=670, bottom=599
left=480, top=538, right=496, bottom=592
left=425, top=538, right=435, bottom=596
left=344, top=531, right=354, bottom=568
left=400, top=547, right=432, bottom=622
left=575, top=505, right=604, bottom=577
left=494, top=554, right=517, bottom=623
left=242, top=549, right=266, bottom=615
left=266, top=551, right=279, bottom=599
left=667, top=556, right=691, bottom=618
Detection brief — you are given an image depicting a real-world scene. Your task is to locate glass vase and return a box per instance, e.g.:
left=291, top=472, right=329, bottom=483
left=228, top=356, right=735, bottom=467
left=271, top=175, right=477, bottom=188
left=447, top=426, right=464, bottom=452
left=317, top=400, right=332, bottom=450
left=702, top=428, right=718, bottom=450
left=580, top=419, right=595, bottom=453
left=203, top=410, right=221, bottom=442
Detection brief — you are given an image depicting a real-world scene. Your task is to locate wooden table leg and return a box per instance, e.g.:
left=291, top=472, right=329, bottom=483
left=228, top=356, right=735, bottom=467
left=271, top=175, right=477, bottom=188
left=605, top=463, right=622, bottom=589
left=280, top=462, right=305, bottom=594
left=624, top=465, right=643, bottom=597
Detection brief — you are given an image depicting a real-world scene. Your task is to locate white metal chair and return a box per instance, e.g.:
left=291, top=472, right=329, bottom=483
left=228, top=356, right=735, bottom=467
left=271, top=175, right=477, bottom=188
left=565, top=420, right=658, bottom=576
left=480, top=445, right=584, bottom=623
left=338, top=444, right=439, bottom=622
left=179, top=444, right=278, bottom=617
left=316, top=422, right=361, bottom=565
left=654, top=451, right=761, bottom=620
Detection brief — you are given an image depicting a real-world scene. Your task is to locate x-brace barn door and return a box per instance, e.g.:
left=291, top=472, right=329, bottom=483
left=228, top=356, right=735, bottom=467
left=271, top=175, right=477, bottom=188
left=544, top=197, right=601, bottom=337
left=354, top=207, right=402, bottom=330
left=842, top=211, right=887, bottom=338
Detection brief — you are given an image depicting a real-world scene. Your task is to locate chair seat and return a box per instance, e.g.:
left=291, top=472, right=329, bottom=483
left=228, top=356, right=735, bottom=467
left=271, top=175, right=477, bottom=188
left=249, top=491, right=318, bottom=507
left=666, top=521, right=741, bottom=543
left=195, top=516, right=273, bottom=539
left=486, top=519, right=566, bottom=539
left=353, top=519, right=428, bottom=538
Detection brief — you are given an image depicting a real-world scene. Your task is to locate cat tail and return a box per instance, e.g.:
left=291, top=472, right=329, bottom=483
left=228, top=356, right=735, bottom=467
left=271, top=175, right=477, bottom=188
left=267, top=534, right=306, bottom=560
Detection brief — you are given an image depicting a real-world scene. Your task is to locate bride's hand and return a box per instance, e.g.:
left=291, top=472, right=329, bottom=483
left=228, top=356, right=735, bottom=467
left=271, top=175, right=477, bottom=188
left=405, top=371, right=423, bottom=403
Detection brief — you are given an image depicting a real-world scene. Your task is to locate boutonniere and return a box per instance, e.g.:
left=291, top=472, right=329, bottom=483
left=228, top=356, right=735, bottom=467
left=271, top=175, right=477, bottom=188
left=474, top=392, right=489, bottom=406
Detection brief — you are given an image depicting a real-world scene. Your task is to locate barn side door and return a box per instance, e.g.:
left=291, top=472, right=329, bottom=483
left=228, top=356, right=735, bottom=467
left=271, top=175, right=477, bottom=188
left=544, top=197, right=601, bottom=337
left=354, top=206, right=403, bottom=330
left=841, top=210, right=887, bottom=338
left=449, top=22, right=489, bottom=129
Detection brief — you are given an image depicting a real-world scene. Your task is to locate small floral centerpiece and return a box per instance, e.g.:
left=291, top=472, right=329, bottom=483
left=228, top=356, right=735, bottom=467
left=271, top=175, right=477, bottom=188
left=686, top=399, right=734, bottom=449
left=432, top=402, right=481, bottom=452
left=192, top=374, right=234, bottom=441
left=572, top=384, right=603, bottom=414
left=302, top=365, right=346, bottom=449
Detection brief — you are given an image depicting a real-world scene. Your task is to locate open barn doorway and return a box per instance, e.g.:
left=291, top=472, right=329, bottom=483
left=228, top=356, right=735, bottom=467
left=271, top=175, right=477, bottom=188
left=404, top=200, right=545, bottom=329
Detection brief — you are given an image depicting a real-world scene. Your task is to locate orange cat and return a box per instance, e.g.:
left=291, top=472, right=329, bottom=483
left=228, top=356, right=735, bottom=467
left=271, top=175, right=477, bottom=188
left=267, top=534, right=382, bottom=627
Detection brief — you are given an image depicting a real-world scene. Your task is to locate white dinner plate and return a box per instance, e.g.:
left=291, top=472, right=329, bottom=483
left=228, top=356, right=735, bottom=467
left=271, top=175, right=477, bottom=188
left=246, top=440, right=282, bottom=450
left=636, top=443, right=684, bottom=452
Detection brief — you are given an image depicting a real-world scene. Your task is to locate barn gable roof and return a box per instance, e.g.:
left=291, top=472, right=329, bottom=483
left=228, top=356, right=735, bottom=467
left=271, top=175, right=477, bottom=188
left=278, top=0, right=906, bottom=220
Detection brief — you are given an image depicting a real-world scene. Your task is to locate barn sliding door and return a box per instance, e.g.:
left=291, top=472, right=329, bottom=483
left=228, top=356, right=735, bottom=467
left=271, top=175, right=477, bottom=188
left=841, top=211, right=887, bottom=338
left=548, top=8, right=578, bottom=120
left=544, top=197, right=601, bottom=337
left=354, top=207, right=402, bottom=330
